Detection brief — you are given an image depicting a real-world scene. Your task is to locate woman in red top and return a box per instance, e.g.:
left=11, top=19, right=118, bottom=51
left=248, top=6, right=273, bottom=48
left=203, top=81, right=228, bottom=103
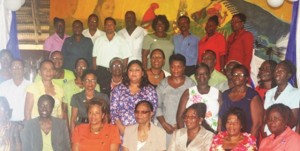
left=72, top=98, right=121, bottom=151
left=226, top=13, right=254, bottom=72
left=198, top=15, right=226, bottom=71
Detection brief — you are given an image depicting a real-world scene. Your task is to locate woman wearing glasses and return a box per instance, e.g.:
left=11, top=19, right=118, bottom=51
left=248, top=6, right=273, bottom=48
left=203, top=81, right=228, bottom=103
left=70, top=69, right=109, bottom=133
left=226, top=13, right=254, bottom=72
left=168, top=103, right=215, bottom=151
left=122, top=101, right=166, bottom=151
left=100, top=57, right=125, bottom=97
left=219, top=64, right=263, bottom=138
left=62, top=58, right=101, bottom=121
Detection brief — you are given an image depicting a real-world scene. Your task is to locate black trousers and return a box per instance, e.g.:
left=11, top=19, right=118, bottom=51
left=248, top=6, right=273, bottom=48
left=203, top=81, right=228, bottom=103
left=96, top=66, right=112, bottom=96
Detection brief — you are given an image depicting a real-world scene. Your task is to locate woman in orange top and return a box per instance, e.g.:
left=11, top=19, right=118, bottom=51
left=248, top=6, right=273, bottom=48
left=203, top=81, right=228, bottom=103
left=72, top=98, right=121, bottom=151
left=198, top=15, right=226, bottom=71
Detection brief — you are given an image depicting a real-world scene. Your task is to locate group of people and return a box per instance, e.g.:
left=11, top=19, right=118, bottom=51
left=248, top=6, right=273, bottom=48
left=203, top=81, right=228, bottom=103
left=0, top=10, right=300, bottom=151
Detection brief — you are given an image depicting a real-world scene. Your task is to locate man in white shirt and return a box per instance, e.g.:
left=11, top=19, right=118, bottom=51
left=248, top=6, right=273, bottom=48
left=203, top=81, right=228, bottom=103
left=93, top=17, right=131, bottom=87
left=118, top=11, right=147, bottom=62
left=82, top=14, right=104, bottom=44
left=0, top=59, right=30, bottom=121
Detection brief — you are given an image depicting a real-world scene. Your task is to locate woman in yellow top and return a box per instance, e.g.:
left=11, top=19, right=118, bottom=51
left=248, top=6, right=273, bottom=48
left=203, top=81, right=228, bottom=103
left=25, top=60, right=64, bottom=120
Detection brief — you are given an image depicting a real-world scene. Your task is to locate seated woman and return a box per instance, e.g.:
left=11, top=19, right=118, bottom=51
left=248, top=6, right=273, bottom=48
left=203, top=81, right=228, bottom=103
left=70, top=69, right=109, bottom=133
left=255, top=60, right=277, bottom=101
left=25, top=60, right=64, bottom=120
left=0, top=49, right=13, bottom=83
left=21, top=95, right=70, bottom=151
left=110, top=60, right=158, bottom=134
left=219, top=64, right=263, bottom=137
left=146, top=49, right=170, bottom=87
left=210, top=107, right=257, bottom=150
left=123, top=100, right=167, bottom=151
left=0, top=97, right=22, bottom=151
left=72, top=98, right=121, bottom=151
left=260, top=104, right=300, bottom=150
left=168, top=103, right=215, bottom=151
left=177, top=63, right=222, bottom=132
left=35, top=51, right=75, bottom=87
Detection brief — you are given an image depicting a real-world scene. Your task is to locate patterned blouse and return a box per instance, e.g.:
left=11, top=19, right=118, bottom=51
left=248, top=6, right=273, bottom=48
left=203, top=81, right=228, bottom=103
left=210, top=131, right=257, bottom=151
left=110, top=84, right=158, bottom=126
left=186, top=86, right=220, bottom=131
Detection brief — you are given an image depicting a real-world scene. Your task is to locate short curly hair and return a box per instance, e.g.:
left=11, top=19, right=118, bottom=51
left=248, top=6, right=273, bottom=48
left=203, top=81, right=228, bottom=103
left=152, top=15, right=170, bottom=32
left=222, top=107, right=247, bottom=132
left=266, top=103, right=296, bottom=129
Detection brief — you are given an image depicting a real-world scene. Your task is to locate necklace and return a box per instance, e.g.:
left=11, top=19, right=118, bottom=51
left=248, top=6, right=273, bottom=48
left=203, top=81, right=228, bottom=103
left=150, top=69, right=162, bottom=79
left=111, top=77, right=122, bottom=85
left=90, top=125, right=103, bottom=134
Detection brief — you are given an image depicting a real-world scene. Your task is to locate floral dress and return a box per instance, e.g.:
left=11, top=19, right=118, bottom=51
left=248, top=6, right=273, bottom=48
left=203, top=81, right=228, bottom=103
left=210, top=131, right=257, bottom=151
left=186, top=86, right=220, bottom=131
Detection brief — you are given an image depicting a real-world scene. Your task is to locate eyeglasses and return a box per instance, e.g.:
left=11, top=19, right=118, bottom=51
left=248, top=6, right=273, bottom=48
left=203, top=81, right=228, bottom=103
left=77, top=66, right=87, bottom=70
left=84, top=79, right=97, bottom=83
left=183, top=115, right=198, bottom=121
left=51, top=57, right=63, bottom=61
left=112, top=64, right=122, bottom=68
left=232, top=73, right=246, bottom=78
left=11, top=66, right=23, bottom=70
left=134, top=110, right=151, bottom=114
left=267, top=117, right=282, bottom=123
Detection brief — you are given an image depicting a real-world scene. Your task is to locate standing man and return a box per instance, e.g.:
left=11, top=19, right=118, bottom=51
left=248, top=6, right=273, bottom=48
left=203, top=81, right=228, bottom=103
left=0, top=59, right=30, bottom=121
left=82, top=14, right=104, bottom=44
left=173, top=15, right=199, bottom=76
left=118, top=11, right=147, bottom=62
left=93, top=17, right=131, bottom=88
left=62, top=20, right=93, bottom=71
left=44, top=17, right=69, bottom=52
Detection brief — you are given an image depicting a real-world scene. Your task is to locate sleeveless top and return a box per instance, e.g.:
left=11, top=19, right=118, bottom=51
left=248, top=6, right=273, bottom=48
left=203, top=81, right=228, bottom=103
left=186, top=86, right=220, bottom=131
left=219, top=87, right=258, bottom=133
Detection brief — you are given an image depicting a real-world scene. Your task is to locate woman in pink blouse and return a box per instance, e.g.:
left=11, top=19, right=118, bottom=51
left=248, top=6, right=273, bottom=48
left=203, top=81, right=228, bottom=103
left=259, top=104, right=300, bottom=151
left=210, top=107, right=257, bottom=151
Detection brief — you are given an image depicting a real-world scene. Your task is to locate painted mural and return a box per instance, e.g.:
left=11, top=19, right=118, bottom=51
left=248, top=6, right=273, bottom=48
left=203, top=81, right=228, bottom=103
left=50, top=0, right=292, bottom=62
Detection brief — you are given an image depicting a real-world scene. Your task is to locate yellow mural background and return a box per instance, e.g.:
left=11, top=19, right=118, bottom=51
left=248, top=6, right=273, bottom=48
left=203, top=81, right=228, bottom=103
left=50, top=0, right=292, bottom=26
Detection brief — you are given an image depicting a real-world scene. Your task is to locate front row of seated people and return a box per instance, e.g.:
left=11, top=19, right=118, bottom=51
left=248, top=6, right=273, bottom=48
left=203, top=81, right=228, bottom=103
left=2, top=94, right=300, bottom=151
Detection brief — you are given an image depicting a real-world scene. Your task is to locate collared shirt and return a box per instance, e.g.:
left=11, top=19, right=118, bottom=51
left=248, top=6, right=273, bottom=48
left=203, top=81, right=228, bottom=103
left=190, top=69, right=227, bottom=88
left=93, top=33, right=131, bottom=68
left=61, top=35, right=93, bottom=70
left=82, top=28, right=105, bottom=44
left=260, top=127, right=300, bottom=151
left=198, top=32, right=226, bottom=71
left=264, top=83, right=300, bottom=135
left=43, top=33, right=69, bottom=52
left=0, top=79, right=31, bottom=121
left=26, top=80, right=64, bottom=119
left=173, top=34, right=199, bottom=66
left=118, top=26, right=147, bottom=62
